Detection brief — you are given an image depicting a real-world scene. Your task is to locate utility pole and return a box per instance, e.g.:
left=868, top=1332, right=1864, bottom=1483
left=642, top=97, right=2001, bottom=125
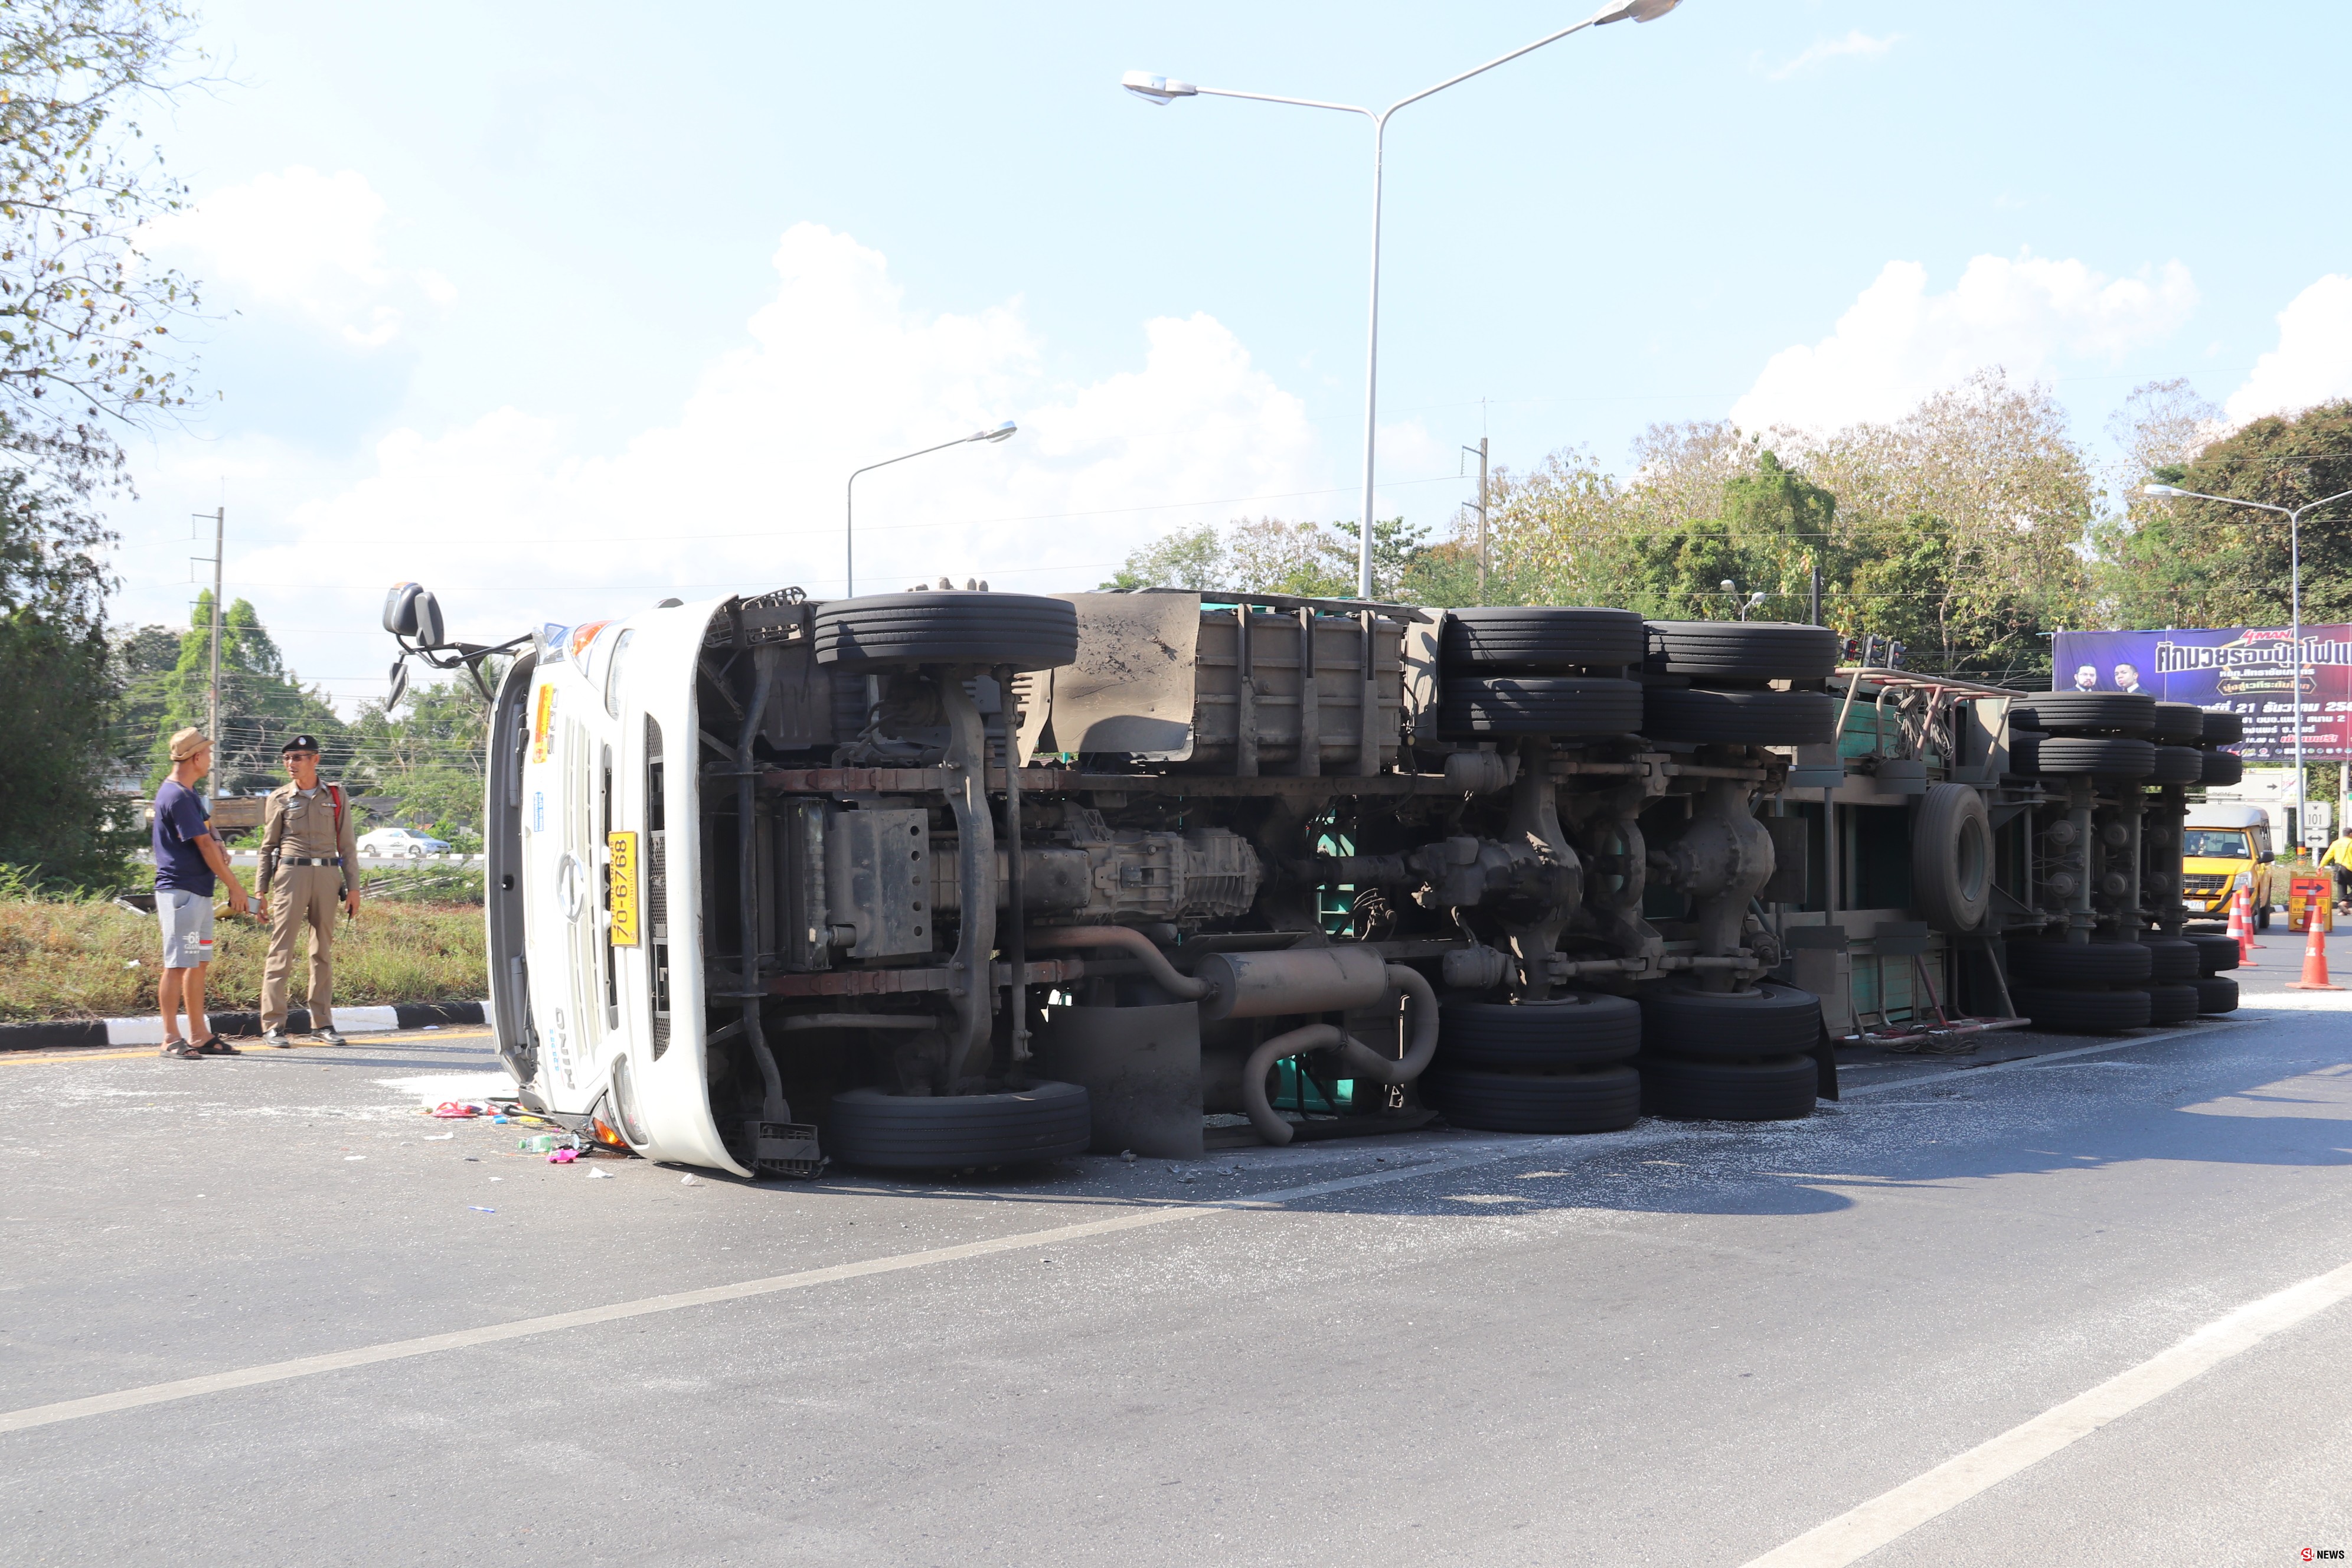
left=1462, top=437, right=1489, bottom=602
left=190, top=506, right=224, bottom=751
left=1809, top=556, right=1822, bottom=628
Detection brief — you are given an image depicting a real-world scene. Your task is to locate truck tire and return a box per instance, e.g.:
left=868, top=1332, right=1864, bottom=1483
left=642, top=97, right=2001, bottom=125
left=2192, top=974, right=2240, bottom=1013
left=1440, top=607, right=1644, bottom=670
left=1912, top=783, right=1992, bottom=933
left=1641, top=620, right=1839, bottom=682
left=1421, top=1064, right=1642, bottom=1133
left=2187, top=933, right=2240, bottom=974
left=2144, top=983, right=2200, bottom=1024
left=2201, top=750, right=2243, bottom=787
left=825, top=1082, right=1091, bottom=1170
left=2005, top=940, right=2154, bottom=985
left=2138, top=936, right=2199, bottom=982
left=2007, top=985, right=2153, bottom=1033
left=1635, top=1053, right=1817, bottom=1121
left=814, top=592, right=1080, bottom=672
left=1639, top=687, right=1838, bottom=746
left=2147, top=745, right=2204, bottom=784
left=1436, top=992, right=1641, bottom=1069
left=1637, top=981, right=1822, bottom=1062
left=1438, top=675, right=1644, bottom=736
left=2151, top=702, right=2206, bottom=742
left=2007, top=693, right=2157, bottom=736
left=2199, top=711, right=2244, bottom=746
left=2035, top=737, right=2155, bottom=778
left=2008, top=728, right=2045, bottom=775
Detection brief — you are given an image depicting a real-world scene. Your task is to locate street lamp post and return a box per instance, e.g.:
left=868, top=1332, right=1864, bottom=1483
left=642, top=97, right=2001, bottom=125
left=844, top=422, right=1018, bottom=597
left=1123, top=0, right=1682, bottom=600
left=2144, top=482, right=2352, bottom=854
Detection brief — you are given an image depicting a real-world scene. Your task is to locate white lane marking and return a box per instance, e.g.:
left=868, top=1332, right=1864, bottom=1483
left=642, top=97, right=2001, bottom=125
left=1740, top=1256, right=2352, bottom=1568
left=0, top=1145, right=1528, bottom=1435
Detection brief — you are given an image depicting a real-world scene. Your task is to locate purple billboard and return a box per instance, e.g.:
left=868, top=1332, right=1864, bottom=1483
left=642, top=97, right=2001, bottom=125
left=2050, top=626, right=2352, bottom=762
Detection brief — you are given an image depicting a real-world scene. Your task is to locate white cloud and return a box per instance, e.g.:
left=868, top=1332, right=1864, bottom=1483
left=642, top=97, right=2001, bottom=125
left=1730, top=253, right=2197, bottom=432
left=143, top=166, right=447, bottom=347
left=2224, top=275, right=2352, bottom=425
left=237, top=223, right=1330, bottom=647
left=1768, top=31, right=1898, bottom=80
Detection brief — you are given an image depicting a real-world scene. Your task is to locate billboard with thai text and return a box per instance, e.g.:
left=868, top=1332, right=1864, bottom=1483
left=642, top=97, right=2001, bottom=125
left=2050, top=625, right=2352, bottom=762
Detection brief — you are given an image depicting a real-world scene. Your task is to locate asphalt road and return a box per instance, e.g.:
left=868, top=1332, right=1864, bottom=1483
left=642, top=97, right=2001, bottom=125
left=2, top=957, right=2348, bottom=1566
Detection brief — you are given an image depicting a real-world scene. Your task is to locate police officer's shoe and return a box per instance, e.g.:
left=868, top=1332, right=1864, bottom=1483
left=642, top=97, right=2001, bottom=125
left=262, top=1028, right=293, bottom=1048
left=312, top=1028, right=347, bottom=1046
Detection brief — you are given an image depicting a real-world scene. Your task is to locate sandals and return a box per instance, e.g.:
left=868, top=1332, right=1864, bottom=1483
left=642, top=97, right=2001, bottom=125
left=196, top=1036, right=241, bottom=1056
left=159, top=1038, right=204, bottom=1059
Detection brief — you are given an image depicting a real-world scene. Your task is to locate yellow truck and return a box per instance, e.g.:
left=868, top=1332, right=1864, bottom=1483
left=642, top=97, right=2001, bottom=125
left=2181, top=805, right=2276, bottom=929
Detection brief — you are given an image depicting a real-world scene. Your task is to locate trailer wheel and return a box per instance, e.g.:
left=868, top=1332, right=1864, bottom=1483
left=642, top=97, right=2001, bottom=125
left=2199, top=711, right=2244, bottom=746
left=1438, top=675, right=1644, bottom=737
left=2200, top=750, right=2243, bottom=788
left=2186, top=933, right=2240, bottom=975
left=1640, top=621, right=1838, bottom=682
left=1436, top=992, right=1641, bottom=1070
left=2147, top=744, right=2204, bottom=785
left=2144, top=983, right=2200, bottom=1025
left=1421, top=1064, right=1641, bottom=1133
left=2191, top=974, right=2240, bottom=1013
left=2034, top=737, right=2155, bottom=778
left=1440, top=607, right=1645, bottom=670
left=2006, top=692, right=2157, bottom=736
left=2005, top=940, right=2154, bottom=985
left=825, top=1082, right=1091, bottom=1170
left=2138, top=936, right=2199, bottom=983
left=1912, top=783, right=1992, bottom=933
left=1634, top=1053, right=1817, bottom=1121
left=2150, top=701, right=2206, bottom=742
left=2007, top=985, right=2154, bottom=1033
left=814, top=592, right=1080, bottom=672
left=1637, top=981, right=1822, bottom=1062
left=2007, top=728, right=2045, bottom=775
left=1638, top=687, right=1838, bottom=746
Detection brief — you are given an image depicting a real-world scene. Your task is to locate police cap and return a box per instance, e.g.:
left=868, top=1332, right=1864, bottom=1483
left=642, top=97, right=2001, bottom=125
left=280, top=734, right=322, bottom=756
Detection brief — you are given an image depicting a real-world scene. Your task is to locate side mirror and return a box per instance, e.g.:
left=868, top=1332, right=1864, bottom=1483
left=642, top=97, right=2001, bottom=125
left=383, top=582, right=446, bottom=647
left=387, top=658, right=410, bottom=711
left=2259, top=851, right=2275, bottom=864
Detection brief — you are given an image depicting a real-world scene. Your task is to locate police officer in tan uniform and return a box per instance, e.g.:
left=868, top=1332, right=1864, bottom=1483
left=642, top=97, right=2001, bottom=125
left=257, top=734, right=361, bottom=1046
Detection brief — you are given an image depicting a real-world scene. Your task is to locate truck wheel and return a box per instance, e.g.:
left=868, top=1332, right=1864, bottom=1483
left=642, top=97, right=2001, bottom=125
left=2005, top=940, right=2154, bottom=985
left=2138, top=936, right=2199, bottom=982
left=2186, top=933, right=2239, bottom=974
left=2147, top=745, right=2204, bottom=784
left=2200, top=750, right=2243, bottom=788
left=1438, top=675, right=1643, bottom=736
left=2006, top=693, right=2157, bottom=736
left=1640, top=621, right=1839, bottom=682
left=1912, top=783, right=1992, bottom=933
left=2256, top=900, right=2271, bottom=931
left=1421, top=1064, right=1641, bottom=1133
left=825, top=1082, right=1091, bottom=1170
left=814, top=592, right=1080, bottom=671
left=2008, top=728, right=2045, bottom=775
left=1436, top=992, right=1641, bottom=1070
left=1639, top=687, right=1838, bottom=746
left=2199, top=711, right=2244, bottom=746
left=2144, top=983, right=2200, bottom=1025
left=2034, top=737, right=2155, bottom=778
left=2151, top=702, right=2206, bottom=743
left=1637, top=981, right=1821, bottom=1062
left=1440, top=607, right=1645, bottom=670
left=2007, top=985, right=2153, bottom=1033
left=1634, top=1053, right=1817, bottom=1121
left=2191, top=974, right=2239, bottom=1013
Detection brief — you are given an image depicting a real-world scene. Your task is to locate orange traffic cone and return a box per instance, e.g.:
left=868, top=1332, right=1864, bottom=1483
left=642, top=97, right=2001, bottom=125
left=2286, top=899, right=2344, bottom=991
left=2232, top=885, right=2259, bottom=966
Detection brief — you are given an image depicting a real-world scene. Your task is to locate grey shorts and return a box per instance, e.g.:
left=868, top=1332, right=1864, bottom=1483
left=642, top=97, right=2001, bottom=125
left=157, top=888, right=217, bottom=968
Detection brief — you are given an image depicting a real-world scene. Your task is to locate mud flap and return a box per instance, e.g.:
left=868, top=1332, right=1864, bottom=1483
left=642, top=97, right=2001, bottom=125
left=1811, top=1018, right=1841, bottom=1102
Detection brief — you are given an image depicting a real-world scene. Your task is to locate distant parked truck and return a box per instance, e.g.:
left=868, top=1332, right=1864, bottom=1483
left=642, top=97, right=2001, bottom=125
left=381, top=582, right=2204, bottom=1179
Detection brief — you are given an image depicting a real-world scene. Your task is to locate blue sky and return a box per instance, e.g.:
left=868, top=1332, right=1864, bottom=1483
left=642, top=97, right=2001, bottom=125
left=111, top=0, right=2352, bottom=707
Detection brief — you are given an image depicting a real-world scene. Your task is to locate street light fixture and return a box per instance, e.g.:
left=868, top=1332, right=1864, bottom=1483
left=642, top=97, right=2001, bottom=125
left=1123, top=0, right=1683, bottom=599
left=2142, top=480, right=2352, bottom=852
left=844, top=422, right=1018, bottom=597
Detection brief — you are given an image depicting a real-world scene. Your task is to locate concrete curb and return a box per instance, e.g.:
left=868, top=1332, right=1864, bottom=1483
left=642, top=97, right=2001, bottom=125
left=0, top=1001, right=485, bottom=1052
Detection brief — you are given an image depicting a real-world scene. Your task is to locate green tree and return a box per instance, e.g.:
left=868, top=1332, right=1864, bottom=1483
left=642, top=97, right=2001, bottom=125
left=148, top=592, right=347, bottom=795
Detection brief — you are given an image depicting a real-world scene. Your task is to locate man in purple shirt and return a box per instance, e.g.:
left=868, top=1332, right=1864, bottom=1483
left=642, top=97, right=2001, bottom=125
left=153, top=727, right=251, bottom=1058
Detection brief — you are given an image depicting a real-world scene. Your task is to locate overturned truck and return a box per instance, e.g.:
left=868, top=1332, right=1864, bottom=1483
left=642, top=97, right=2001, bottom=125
left=383, top=583, right=2204, bottom=1178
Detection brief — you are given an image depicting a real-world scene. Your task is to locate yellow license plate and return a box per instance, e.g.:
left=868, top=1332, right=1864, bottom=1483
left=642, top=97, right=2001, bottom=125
left=607, top=830, right=640, bottom=946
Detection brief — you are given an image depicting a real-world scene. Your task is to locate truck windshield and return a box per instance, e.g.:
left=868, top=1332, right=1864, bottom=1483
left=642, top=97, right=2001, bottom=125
left=2184, top=829, right=2251, bottom=858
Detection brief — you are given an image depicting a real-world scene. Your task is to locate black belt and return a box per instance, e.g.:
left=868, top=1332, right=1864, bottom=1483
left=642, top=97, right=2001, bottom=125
left=280, top=856, right=342, bottom=867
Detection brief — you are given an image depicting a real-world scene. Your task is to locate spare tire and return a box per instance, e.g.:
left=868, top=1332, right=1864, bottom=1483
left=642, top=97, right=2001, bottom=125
left=1641, top=621, right=1839, bottom=682
left=2201, top=750, right=2244, bottom=787
left=2152, top=702, right=2206, bottom=742
left=825, top=1082, right=1091, bottom=1169
left=1436, top=992, right=1641, bottom=1070
left=1421, top=1064, right=1642, bottom=1133
left=2138, top=936, right=2199, bottom=982
left=1637, top=981, right=1822, bottom=1062
left=2145, top=982, right=2200, bottom=1025
left=2187, top=932, right=2240, bottom=974
left=2005, top=940, right=2154, bottom=985
left=2037, top=737, right=2155, bottom=778
left=2199, top=711, right=2244, bottom=746
left=2148, top=744, right=2206, bottom=784
left=1440, top=607, right=1644, bottom=670
left=2008, top=727, right=2046, bottom=775
left=1438, top=674, right=1644, bottom=736
left=814, top=592, right=1080, bottom=672
left=1913, top=782, right=1992, bottom=933
left=1640, top=687, right=1838, bottom=746
left=1635, top=1053, right=1818, bottom=1121
left=2193, top=974, right=2240, bottom=1013
left=2008, top=692, right=2157, bottom=736
left=2008, top=985, right=2154, bottom=1033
